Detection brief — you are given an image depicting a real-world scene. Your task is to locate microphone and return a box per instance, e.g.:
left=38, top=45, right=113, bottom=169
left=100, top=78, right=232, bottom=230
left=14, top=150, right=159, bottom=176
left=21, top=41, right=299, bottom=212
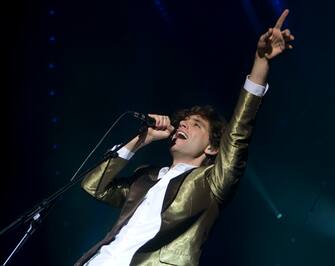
left=130, top=112, right=156, bottom=127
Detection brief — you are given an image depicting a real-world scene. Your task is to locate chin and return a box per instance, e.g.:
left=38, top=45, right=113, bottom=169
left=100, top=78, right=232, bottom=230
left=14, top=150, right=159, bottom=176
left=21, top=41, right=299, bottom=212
left=169, top=144, right=185, bottom=155
left=169, top=145, right=178, bottom=153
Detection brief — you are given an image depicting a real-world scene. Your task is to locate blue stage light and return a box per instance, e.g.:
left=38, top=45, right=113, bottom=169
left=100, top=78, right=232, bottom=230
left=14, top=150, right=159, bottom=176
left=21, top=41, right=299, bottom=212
left=153, top=0, right=171, bottom=24
left=271, top=0, right=285, bottom=16
left=241, top=0, right=262, bottom=33
left=242, top=0, right=287, bottom=33
left=52, top=144, right=60, bottom=150
left=51, top=116, right=59, bottom=123
left=248, top=166, right=284, bottom=220
left=49, top=35, right=56, bottom=43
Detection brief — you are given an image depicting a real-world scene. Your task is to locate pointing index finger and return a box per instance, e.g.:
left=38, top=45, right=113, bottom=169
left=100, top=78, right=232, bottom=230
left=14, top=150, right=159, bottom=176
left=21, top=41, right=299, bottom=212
left=274, top=9, right=289, bottom=29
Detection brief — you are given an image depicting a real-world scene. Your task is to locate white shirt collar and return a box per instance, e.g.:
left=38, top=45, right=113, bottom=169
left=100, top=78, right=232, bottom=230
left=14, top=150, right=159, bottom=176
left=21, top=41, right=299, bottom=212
left=158, top=163, right=197, bottom=179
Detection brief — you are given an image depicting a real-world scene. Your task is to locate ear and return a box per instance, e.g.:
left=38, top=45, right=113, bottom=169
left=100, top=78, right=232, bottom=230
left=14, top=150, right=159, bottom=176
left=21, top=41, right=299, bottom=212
left=204, top=145, right=218, bottom=156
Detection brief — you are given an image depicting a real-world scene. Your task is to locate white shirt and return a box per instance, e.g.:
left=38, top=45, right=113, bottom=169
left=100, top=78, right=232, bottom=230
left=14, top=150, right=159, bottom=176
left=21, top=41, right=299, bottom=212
left=84, top=77, right=267, bottom=266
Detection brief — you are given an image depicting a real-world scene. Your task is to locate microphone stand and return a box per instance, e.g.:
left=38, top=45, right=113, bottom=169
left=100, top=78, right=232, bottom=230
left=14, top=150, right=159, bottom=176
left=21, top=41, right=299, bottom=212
left=0, top=126, right=147, bottom=266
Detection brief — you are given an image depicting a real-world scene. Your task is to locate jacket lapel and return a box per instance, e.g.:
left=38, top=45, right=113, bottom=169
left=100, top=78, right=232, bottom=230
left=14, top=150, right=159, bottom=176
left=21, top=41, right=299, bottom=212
left=117, top=167, right=195, bottom=229
left=161, top=168, right=195, bottom=213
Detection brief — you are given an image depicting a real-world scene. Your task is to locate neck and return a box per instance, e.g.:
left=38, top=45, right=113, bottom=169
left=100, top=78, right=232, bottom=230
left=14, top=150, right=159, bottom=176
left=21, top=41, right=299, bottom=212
left=170, top=154, right=205, bottom=168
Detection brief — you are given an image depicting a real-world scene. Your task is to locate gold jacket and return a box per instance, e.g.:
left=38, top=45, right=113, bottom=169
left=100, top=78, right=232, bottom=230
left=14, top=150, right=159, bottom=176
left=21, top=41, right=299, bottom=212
left=75, top=90, right=262, bottom=266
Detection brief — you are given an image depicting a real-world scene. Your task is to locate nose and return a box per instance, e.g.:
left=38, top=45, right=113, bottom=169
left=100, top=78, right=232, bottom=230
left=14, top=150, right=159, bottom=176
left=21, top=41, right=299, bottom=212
left=179, top=120, right=189, bottom=129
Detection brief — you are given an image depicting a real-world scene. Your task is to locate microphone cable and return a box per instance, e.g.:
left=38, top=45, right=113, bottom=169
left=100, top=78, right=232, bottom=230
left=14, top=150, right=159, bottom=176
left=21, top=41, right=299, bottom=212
left=70, top=111, right=133, bottom=182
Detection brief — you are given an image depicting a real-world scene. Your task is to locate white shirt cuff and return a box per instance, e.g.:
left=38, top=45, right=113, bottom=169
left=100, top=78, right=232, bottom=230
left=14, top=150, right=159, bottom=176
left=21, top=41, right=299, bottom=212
left=110, top=145, right=134, bottom=160
left=243, top=75, right=269, bottom=96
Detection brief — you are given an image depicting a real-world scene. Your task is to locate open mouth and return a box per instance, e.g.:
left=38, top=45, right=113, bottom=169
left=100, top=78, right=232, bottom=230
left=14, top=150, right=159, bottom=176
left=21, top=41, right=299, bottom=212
left=173, top=130, right=188, bottom=140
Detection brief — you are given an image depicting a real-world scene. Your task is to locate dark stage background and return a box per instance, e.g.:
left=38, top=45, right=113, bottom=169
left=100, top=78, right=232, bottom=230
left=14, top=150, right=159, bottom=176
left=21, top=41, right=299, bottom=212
left=3, top=0, right=335, bottom=265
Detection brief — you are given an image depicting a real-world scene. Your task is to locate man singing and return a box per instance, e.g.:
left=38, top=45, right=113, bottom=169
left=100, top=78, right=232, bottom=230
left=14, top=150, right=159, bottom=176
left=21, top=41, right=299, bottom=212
left=75, top=10, right=294, bottom=266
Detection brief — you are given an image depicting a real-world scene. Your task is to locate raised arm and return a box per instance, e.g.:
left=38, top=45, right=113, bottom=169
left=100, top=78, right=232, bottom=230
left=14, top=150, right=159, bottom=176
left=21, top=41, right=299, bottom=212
left=207, top=10, right=294, bottom=204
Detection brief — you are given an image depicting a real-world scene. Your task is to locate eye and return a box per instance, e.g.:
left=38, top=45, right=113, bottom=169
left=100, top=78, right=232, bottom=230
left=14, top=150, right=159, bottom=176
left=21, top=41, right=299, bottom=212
left=194, top=123, right=201, bottom=128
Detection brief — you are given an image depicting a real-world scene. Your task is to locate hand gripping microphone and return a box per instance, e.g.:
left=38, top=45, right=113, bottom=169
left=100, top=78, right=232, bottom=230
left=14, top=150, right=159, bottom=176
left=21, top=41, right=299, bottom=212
left=130, top=112, right=156, bottom=127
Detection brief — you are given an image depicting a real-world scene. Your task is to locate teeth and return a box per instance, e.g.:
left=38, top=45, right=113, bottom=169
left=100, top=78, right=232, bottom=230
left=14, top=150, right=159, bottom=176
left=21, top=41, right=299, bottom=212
left=176, top=131, right=188, bottom=139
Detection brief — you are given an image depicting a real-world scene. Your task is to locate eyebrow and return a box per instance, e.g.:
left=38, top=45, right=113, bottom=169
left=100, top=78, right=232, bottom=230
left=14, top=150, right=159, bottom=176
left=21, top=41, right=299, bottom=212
left=191, top=117, right=206, bottom=128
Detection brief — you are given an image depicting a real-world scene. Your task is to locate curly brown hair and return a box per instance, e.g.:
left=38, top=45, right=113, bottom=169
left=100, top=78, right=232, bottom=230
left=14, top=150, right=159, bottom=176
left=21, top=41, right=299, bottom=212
left=171, top=105, right=227, bottom=166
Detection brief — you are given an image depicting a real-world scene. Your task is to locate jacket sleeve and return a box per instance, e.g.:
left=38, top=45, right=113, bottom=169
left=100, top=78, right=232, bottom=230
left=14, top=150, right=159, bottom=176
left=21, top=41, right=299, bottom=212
left=206, top=89, right=263, bottom=204
left=81, top=156, right=132, bottom=208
